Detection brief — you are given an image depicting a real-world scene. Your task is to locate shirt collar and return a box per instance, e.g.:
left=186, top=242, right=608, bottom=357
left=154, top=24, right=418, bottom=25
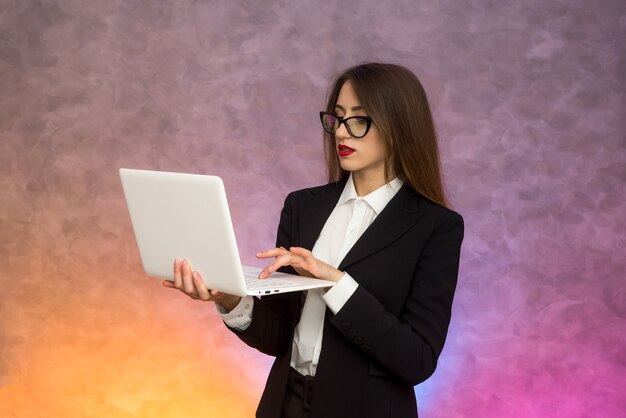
left=337, top=173, right=404, bottom=215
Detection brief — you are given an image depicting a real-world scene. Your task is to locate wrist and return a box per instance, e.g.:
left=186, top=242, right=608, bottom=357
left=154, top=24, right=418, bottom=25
left=329, top=268, right=345, bottom=282
left=219, top=297, right=241, bottom=313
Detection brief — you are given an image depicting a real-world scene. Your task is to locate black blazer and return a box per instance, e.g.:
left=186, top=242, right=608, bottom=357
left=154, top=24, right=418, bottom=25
left=228, top=178, right=464, bottom=418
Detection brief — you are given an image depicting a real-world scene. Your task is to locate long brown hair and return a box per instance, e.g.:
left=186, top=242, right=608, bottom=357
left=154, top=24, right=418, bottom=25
left=323, top=62, right=449, bottom=208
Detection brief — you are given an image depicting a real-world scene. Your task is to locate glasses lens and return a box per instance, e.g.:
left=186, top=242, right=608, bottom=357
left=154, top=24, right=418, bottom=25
left=321, top=113, right=339, bottom=134
left=346, top=117, right=369, bottom=138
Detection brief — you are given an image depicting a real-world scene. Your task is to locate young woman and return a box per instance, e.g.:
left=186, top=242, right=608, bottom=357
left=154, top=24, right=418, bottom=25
left=164, top=62, right=464, bottom=418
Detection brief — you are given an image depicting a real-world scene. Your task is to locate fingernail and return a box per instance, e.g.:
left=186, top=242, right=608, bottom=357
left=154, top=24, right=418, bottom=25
left=192, top=271, right=198, bottom=280
left=182, top=260, right=188, bottom=268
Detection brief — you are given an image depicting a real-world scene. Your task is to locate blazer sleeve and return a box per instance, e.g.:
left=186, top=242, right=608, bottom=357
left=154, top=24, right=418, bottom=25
left=225, top=192, right=299, bottom=357
left=329, top=209, right=464, bottom=386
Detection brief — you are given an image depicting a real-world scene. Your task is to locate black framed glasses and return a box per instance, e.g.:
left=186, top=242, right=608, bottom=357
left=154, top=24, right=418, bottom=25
left=319, top=111, right=373, bottom=138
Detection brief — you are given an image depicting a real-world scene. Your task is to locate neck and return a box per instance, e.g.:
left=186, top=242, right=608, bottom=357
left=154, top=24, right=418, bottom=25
left=352, top=169, right=395, bottom=196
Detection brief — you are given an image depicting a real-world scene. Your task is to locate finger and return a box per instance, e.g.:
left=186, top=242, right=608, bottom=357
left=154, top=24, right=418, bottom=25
left=258, top=259, right=276, bottom=279
left=286, top=248, right=320, bottom=276
left=181, top=260, right=197, bottom=295
left=255, top=247, right=289, bottom=259
left=209, top=289, right=224, bottom=302
left=173, top=258, right=183, bottom=289
left=259, top=259, right=280, bottom=279
left=192, top=272, right=212, bottom=301
left=289, top=248, right=317, bottom=271
left=259, top=253, right=300, bottom=279
left=289, top=247, right=312, bottom=258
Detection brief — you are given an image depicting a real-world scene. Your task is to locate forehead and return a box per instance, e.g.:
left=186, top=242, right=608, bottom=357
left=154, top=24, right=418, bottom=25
left=335, top=81, right=360, bottom=108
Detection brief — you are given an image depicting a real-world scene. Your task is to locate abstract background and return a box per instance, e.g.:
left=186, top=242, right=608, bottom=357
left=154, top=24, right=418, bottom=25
left=1, top=0, right=624, bottom=416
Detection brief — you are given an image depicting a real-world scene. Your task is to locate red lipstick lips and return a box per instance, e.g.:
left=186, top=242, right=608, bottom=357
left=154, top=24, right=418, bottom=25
left=338, top=144, right=355, bottom=157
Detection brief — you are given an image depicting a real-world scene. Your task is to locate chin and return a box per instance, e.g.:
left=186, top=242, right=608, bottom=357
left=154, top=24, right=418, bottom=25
left=339, top=161, right=361, bottom=172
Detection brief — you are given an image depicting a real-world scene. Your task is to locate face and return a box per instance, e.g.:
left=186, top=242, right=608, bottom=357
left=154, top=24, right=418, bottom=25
left=333, top=81, right=388, bottom=180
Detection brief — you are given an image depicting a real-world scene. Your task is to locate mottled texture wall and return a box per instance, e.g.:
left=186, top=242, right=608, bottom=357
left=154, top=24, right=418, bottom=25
left=1, top=0, right=624, bottom=416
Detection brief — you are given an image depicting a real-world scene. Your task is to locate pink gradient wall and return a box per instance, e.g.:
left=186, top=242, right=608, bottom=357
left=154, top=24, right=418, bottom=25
left=1, top=0, right=624, bottom=416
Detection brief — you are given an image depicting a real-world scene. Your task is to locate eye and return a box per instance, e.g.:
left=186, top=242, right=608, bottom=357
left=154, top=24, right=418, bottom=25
left=347, top=117, right=367, bottom=129
left=321, top=113, right=339, bottom=132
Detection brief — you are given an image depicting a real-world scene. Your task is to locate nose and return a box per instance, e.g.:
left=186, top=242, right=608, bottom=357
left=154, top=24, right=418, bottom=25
left=334, top=120, right=351, bottom=140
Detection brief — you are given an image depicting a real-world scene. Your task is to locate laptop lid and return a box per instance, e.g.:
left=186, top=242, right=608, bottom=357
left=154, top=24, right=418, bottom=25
left=119, top=168, right=248, bottom=296
left=120, top=168, right=336, bottom=297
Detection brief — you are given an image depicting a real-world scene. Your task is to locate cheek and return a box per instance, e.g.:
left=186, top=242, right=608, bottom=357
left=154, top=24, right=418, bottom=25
left=370, top=138, right=387, bottom=161
left=367, top=129, right=387, bottom=158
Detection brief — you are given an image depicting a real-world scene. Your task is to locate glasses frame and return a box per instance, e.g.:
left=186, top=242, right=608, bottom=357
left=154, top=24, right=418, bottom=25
left=319, top=111, right=373, bottom=139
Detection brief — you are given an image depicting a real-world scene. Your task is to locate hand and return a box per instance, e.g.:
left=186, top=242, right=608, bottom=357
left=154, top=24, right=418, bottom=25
left=162, top=258, right=242, bottom=312
left=256, top=246, right=344, bottom=282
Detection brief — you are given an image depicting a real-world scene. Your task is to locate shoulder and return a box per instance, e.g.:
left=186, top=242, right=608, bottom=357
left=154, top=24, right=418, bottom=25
left=407, top=187, right=464, bottom=237
left=283, top=180, right=347, bottom=203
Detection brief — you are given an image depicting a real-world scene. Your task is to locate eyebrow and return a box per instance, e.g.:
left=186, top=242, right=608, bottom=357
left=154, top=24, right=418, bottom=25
left=334, top=104, right=364, bottom=112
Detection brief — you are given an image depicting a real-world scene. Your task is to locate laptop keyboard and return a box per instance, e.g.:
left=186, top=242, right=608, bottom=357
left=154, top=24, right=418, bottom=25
left=244, top=273, right=299, bottom=290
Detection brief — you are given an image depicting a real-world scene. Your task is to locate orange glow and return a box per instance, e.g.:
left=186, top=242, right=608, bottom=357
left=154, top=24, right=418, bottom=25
left=0, top=274, right=270, bottom=417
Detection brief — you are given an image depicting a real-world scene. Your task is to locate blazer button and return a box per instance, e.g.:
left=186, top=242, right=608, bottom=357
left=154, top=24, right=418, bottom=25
left=347, top=329, right=357, bottom=338
left=341, top=322, right=351, bottom=330
left=354, top=336, right=363, bottom=345
left=360, top=345, right=370, bottom=353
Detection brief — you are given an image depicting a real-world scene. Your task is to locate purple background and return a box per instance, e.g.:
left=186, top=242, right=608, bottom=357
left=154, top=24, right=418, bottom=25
left=1, top=0, right=625, bottom=416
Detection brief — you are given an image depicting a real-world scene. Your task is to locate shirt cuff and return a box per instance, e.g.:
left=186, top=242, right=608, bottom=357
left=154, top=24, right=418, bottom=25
left=322, top=272, right=359, bottom=314
left=216, top=295, right=254, bottom=331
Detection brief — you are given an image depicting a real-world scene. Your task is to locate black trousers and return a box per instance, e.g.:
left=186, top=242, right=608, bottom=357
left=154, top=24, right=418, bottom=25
left=281, top=367, right=314, bottom=418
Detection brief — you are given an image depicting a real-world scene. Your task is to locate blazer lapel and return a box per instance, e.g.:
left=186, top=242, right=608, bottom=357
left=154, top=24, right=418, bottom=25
left=337, top=184, right=424, bottom=271
left=296, top=179, right=347, bottom=250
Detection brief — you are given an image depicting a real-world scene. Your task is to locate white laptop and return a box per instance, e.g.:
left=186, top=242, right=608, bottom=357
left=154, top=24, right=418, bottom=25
left=119, top=168, right=335, bottom=297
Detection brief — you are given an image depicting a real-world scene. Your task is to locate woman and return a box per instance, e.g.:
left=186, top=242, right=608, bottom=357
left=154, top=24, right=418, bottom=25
left=164, top=62, right=464, bottom=418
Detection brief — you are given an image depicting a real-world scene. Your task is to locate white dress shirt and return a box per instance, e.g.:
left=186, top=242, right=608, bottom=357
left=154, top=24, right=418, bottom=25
left=218, top=174, right=403, bottom=376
